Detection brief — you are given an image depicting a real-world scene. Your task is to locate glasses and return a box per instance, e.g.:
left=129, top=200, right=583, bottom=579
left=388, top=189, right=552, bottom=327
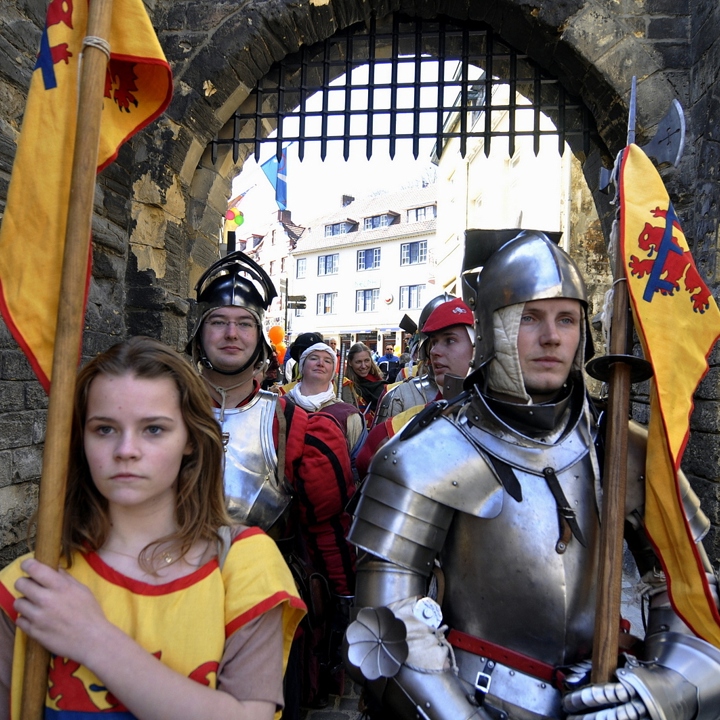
left=206, top=319, right=257, bottom=333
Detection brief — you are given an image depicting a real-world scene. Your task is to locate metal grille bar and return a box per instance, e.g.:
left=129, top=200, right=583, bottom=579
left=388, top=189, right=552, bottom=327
left=210, top=14, right=596, bottom=164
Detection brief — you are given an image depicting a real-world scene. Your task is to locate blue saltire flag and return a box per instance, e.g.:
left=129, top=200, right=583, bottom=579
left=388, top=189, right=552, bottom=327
left=261, top=147, right=288, bottom=210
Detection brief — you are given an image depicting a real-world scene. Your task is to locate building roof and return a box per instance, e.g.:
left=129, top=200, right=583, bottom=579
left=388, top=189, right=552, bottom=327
left=295, top=184, right=437, bottom=253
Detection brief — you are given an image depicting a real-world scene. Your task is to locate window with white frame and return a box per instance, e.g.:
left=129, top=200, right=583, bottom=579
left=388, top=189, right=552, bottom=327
left=400, top=284, right=425, bottom=309
left=356, top=288, right=379, bottom=312
left=296, top=258, right=306, bottom=278
left=324, top=221, right=355, bottom=236
left=400, top=240, right=427, bottom=266
left=357, top=247, right=381, bottom=271
left=316, top=292, right=337, bottom=315
left=269, top=260, right=276, bottom=275
left=407, top=205, right=437, bottom=222
left=363, top=214, right=395, bottom=230
left=317, top=253, right=339, bottom=275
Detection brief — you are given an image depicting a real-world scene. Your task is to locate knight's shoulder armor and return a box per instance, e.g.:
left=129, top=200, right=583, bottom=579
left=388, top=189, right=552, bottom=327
left=374, top=374, right=438, bottom=424
left=348, top=412, right=503, bottom=574
left=370, top=413, right=503, bottom=514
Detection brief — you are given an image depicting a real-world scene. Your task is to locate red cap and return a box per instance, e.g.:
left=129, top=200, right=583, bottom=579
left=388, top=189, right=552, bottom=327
left=422, top=298, right=474, bottom=334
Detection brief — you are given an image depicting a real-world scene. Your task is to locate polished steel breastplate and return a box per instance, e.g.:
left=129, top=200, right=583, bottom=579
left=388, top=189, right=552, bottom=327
left=215, top=390, right=291, bottom=530
left=441, top=403, right=600, bottom=667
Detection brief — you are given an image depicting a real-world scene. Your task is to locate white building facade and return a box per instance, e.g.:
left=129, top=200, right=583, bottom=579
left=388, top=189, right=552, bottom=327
left=288, top=185, right=437, bottom=352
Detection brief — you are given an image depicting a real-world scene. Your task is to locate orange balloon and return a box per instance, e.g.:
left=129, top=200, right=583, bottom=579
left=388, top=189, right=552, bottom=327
left=268, top=325, right=285, bottom=344
left=275, top=341, right=287, bottom=363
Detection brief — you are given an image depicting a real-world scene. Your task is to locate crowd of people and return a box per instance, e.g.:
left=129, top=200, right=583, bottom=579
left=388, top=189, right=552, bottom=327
left=2, top=235, right=720, bottom=720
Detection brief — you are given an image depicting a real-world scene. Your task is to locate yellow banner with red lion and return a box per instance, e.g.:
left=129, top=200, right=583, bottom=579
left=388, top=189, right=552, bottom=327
left=620, top=143, right=720, bottom=646
left=0, top=0, right=172, bottom=391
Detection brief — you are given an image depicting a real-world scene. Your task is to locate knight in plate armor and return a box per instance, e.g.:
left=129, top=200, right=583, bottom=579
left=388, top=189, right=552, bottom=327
left=344, top=231, right=720, bottom=720
left=186, top=251, right=356, bottom=712
left=355, top=297, right=476, bottom=479
left=372, top=293, right=455, bottom=427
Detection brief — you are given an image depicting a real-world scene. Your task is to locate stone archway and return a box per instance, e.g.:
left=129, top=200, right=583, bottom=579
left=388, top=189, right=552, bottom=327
left=2, top=0, right=718, bottom=561
left=122, top=0, right=688, bottom=350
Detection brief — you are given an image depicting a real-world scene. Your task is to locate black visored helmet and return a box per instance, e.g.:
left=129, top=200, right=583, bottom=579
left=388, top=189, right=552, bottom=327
left=289, top=332, right=324, bottom=362
left=187, top=251, right=278, bottom=375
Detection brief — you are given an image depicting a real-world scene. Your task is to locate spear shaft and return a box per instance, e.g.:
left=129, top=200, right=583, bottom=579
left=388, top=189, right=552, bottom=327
left=591, top=232, right=632, bottom=683
left=21, top=1, right=114, bottom=716
left=591, top=76, right=636, bottom=684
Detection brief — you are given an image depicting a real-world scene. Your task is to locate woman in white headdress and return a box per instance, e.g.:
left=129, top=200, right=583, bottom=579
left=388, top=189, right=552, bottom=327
left=282, top=343, right=367, bottom=469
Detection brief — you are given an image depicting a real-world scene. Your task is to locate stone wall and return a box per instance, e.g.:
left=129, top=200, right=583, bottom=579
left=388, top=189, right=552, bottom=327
left=0, top=0, right=718, bottom=562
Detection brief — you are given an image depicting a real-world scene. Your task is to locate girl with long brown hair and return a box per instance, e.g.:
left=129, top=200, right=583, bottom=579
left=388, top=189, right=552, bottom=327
left=0, top=336, right=304, bottom=720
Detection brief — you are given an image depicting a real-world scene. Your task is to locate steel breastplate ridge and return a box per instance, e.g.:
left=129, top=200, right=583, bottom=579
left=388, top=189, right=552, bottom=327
left=214, top=389, right=291, bottom=530
left=440, top=391, right=602, bottom=683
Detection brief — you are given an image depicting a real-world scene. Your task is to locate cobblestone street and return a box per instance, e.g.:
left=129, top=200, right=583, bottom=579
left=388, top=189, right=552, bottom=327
left=301, top=684, right=364, bottom=720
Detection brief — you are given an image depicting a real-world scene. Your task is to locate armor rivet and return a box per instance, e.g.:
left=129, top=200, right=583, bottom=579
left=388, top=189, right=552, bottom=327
left=452, top=481, right=458, bottom=486
left=392, top=460, right=397, bottom=464
left=528, top=410, right=533, bottom=415
left=540, top=683, right=546, bottom=688
left=619, top=670, right=626, bottom=676
left=392, top=450, right=397, bottom=455
left=557, top=541, right=566, bottom=552
left=488, top=661, right=495, bottom=669
left=426, top=702, right=431, bottom=708
left=474, top=416, right=479, bottom=421
left=383, top=455, right=388, bottom=460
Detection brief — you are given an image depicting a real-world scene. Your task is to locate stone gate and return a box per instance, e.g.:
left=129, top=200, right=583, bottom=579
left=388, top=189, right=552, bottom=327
left=0, top=0, right=719, bottom=564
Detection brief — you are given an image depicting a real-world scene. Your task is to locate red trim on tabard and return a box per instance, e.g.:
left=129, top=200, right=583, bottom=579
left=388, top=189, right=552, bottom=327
left=84, top=550, right=219, bottom=595
left=447, top=628, right=556, bottom=683
left=0, top=583, right=18, bottom=622
left=226, top=591, right=307, bottom=638
left=233, top=526, right=265, bottom=543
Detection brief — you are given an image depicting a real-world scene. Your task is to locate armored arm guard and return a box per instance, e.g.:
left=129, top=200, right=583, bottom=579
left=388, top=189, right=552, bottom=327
left=346, top=417, right=502, bottom=720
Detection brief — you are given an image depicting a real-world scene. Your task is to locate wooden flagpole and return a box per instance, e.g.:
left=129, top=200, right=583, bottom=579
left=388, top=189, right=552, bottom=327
left=590, top=233, right=632, bottom=683
left=590, top=76, right=638, bottom=683
left=21, top=0, right=114, bottom=717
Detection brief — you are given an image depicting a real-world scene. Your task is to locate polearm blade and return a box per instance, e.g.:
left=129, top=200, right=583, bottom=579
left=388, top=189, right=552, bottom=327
left=627, top=76, right=637, bottom=146
left=21, top=1, right=114, bottom=717
left=590, top=78, right=685, bottom=684
left=599, top=88, right=685, bottom=193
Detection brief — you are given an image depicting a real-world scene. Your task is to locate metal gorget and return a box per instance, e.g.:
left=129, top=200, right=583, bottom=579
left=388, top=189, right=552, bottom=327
left=461, top=383, right=598, bottom=475
left=215, top=389, right=291, bottom=530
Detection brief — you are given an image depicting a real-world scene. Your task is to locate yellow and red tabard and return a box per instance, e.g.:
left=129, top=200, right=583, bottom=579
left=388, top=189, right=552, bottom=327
left=0, top=527, right=305, bottom=719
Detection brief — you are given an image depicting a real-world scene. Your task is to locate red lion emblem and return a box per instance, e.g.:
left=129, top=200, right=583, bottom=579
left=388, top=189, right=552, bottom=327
left=105, top=60, right=140, bottom=112
left=629, top=206, right=711, bottom=313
